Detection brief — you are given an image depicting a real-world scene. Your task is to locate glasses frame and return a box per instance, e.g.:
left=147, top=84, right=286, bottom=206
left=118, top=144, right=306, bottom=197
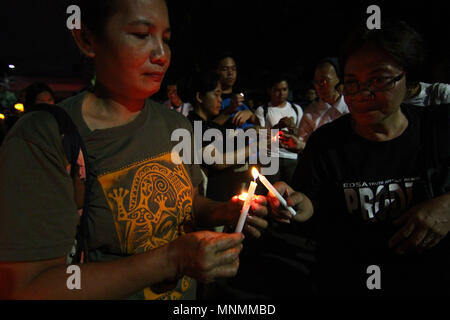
left=339, top=72, right=405, bottom=96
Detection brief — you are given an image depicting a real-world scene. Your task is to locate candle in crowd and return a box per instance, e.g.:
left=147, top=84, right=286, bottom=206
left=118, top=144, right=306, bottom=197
left=253, top=167, right=297, bottom=216
left=235, top=171, right=258, bottom=233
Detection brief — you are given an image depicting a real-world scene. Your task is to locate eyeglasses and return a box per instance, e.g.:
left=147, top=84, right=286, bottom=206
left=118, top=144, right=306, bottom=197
left=341, top=73, right=405, bottom=96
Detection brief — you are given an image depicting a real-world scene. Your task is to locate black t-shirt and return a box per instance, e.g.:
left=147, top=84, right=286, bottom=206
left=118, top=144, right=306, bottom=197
left=293, top=104, right=450, bottom=298
left=187, top=111, right=250, bottom=201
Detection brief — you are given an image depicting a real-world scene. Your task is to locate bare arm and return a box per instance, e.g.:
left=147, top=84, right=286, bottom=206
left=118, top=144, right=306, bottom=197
left=0, top=230, right=244, bottom=299
left=0, top=245, right=176, bottom=299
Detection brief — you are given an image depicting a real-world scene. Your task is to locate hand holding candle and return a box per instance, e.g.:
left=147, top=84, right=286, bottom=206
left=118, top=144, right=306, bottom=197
left=235, top=180, right=257, bottom=233
left=252, top=168, right=297, bottom=217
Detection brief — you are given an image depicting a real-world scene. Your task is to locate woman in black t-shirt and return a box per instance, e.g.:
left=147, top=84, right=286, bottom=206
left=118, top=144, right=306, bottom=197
left=268, top=21, right=450, bottom=299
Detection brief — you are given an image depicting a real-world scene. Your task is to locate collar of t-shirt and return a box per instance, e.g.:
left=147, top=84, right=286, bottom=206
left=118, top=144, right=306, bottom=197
left=333, top=95, right=349, bottom=114
left=267, top=101, right=292, bottom=109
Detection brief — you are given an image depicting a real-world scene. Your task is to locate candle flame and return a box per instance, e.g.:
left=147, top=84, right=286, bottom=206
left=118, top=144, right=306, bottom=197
left=251, top=167, right=259, bottom=180
left=238, top=192, right=248, bottom=201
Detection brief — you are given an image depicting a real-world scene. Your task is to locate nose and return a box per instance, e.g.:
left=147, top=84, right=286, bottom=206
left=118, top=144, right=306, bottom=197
left=150, top=39, right=170, bottom=66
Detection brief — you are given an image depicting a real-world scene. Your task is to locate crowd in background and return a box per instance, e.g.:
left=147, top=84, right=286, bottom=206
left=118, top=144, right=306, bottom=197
left=0, top=0, right=449, bottom=301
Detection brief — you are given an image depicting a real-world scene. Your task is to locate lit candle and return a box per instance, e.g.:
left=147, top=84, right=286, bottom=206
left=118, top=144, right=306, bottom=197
left=253, top=168, right=297, bottom=216
left=235, top=172, right=258, bottom=233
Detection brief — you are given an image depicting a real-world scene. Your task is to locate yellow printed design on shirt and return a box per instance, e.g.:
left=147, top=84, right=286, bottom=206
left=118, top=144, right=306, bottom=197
left=98, top=152, right=194, bottom=300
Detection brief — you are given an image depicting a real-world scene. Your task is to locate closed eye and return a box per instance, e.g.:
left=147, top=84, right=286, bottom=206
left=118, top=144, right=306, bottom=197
left=132, top=33, right=149, bottom=39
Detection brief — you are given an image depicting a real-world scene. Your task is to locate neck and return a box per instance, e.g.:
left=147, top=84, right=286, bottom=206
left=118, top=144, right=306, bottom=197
left=351, top=109, right=408, bottom=142
left=194, top=105, right=209, bottom=121
left=222, top=86, right=233, bottom=95
left=271, top=101, right=287, bottom=108
left=326, top=93, right=340, bottom=105
left=83, top=83, right=146, bottom=130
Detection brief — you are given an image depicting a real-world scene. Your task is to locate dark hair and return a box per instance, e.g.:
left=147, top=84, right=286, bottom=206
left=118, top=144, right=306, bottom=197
left=71, top=0, right=119, bottom=37
left=339, top=20, right=426, bottom=88
left=266, top=72, right=290, bottom=89
left=211, top=50, right=236, bottom=70
left=24, top=82, right=55, bottom=110
left=185, top=72, right=220, bottom=105
left=316, top=57, right=341, bottom=80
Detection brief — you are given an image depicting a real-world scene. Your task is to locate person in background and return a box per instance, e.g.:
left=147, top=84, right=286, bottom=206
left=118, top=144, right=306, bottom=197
left=280, top=58, right=349, bottom=154
left=303, top=87, right=319, bottom=107
left=163, top=79, right=193, bottom=117
left=297, top=58, right=349, bottom=144
left=213, top=53, right=259, bottom=129
left=24, top=82, right=56, bottom=111
left=403, top=81, right=450, bottom=106
left=186, top=71, right=254, bottom=202
left=0, top=0, right=269, bottom=300
left=255, top=73, right=303, bottom=184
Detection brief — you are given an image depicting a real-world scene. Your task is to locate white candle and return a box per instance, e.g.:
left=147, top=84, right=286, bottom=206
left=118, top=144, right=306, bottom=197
left=235, top=181, right=257, bottom=233
left=257, top=172, right=297, bottom=217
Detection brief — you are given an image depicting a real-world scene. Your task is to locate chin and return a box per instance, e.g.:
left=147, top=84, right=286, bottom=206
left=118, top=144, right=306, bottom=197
left=351, top=112, right=383, bottom=126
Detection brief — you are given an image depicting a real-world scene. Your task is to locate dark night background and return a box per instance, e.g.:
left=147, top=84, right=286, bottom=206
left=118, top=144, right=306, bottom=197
left=0, top=0, right=449, bottom=101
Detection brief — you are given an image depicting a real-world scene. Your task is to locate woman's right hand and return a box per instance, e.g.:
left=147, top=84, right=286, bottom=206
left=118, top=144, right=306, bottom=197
left=168, top=231, right=244, bottom=283
left=279, top=131, right=305, bottom=153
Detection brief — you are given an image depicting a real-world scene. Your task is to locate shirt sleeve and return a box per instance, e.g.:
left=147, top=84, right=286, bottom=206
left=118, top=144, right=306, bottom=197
left=0, top=113, right=79, bottom=261
left=297, top=113, right=315, bottom=142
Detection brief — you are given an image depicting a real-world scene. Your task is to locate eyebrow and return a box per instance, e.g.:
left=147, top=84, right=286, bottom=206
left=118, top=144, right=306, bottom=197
left=128, top=19, right=171, bottom=33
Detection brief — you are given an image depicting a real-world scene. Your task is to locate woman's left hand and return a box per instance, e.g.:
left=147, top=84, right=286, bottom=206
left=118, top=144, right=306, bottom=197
left=229, top=195, right=269, bottom=238
left=389, top=193, right=450, bottom=254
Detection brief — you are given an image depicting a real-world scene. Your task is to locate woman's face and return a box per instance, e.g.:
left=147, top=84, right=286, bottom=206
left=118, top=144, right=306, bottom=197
left=35, top=91, right=55, bottom=105
left=199, top=82, right=223, bottom=119
left=92, top=0, right=171, bottom=100
left=343, top=45, right=407, bottom=126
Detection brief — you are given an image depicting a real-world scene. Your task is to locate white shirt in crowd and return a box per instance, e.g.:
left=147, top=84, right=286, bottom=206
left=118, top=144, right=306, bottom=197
left=404, top=82, right=450, bottom=106
left=255, top=101, right=303, bottom=160
left=163, top=100, right=193, bottom=117
left=298, top=95, right=349, bottom=142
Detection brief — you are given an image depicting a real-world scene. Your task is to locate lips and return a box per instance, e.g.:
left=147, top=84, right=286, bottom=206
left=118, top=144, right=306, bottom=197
left=143, top=72, right=165, bottom=81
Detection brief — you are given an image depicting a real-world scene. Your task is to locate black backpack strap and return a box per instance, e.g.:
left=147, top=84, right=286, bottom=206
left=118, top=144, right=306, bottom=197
left=288, top=101, right=300, bottom=124
left=27, top=103, right=90, bottom=263
left=262, top=104, right=269, bottom=125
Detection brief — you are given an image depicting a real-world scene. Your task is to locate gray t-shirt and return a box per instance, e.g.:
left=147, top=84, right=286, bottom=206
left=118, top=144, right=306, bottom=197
left=0, top=91, right=203, bottom=300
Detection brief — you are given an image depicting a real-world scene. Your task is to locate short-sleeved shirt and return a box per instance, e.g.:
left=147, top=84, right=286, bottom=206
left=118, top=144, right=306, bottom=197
left=403, top=82, right=450, bottom=106
left=0, top=91, right=203, bottom=300
left=293, top=104, right=450, bottom=298
left=221, top=92, right=254, bottom=130
left=255, top=101, right=303, bottom=159
left=298, top=95, right=349, bottom=142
